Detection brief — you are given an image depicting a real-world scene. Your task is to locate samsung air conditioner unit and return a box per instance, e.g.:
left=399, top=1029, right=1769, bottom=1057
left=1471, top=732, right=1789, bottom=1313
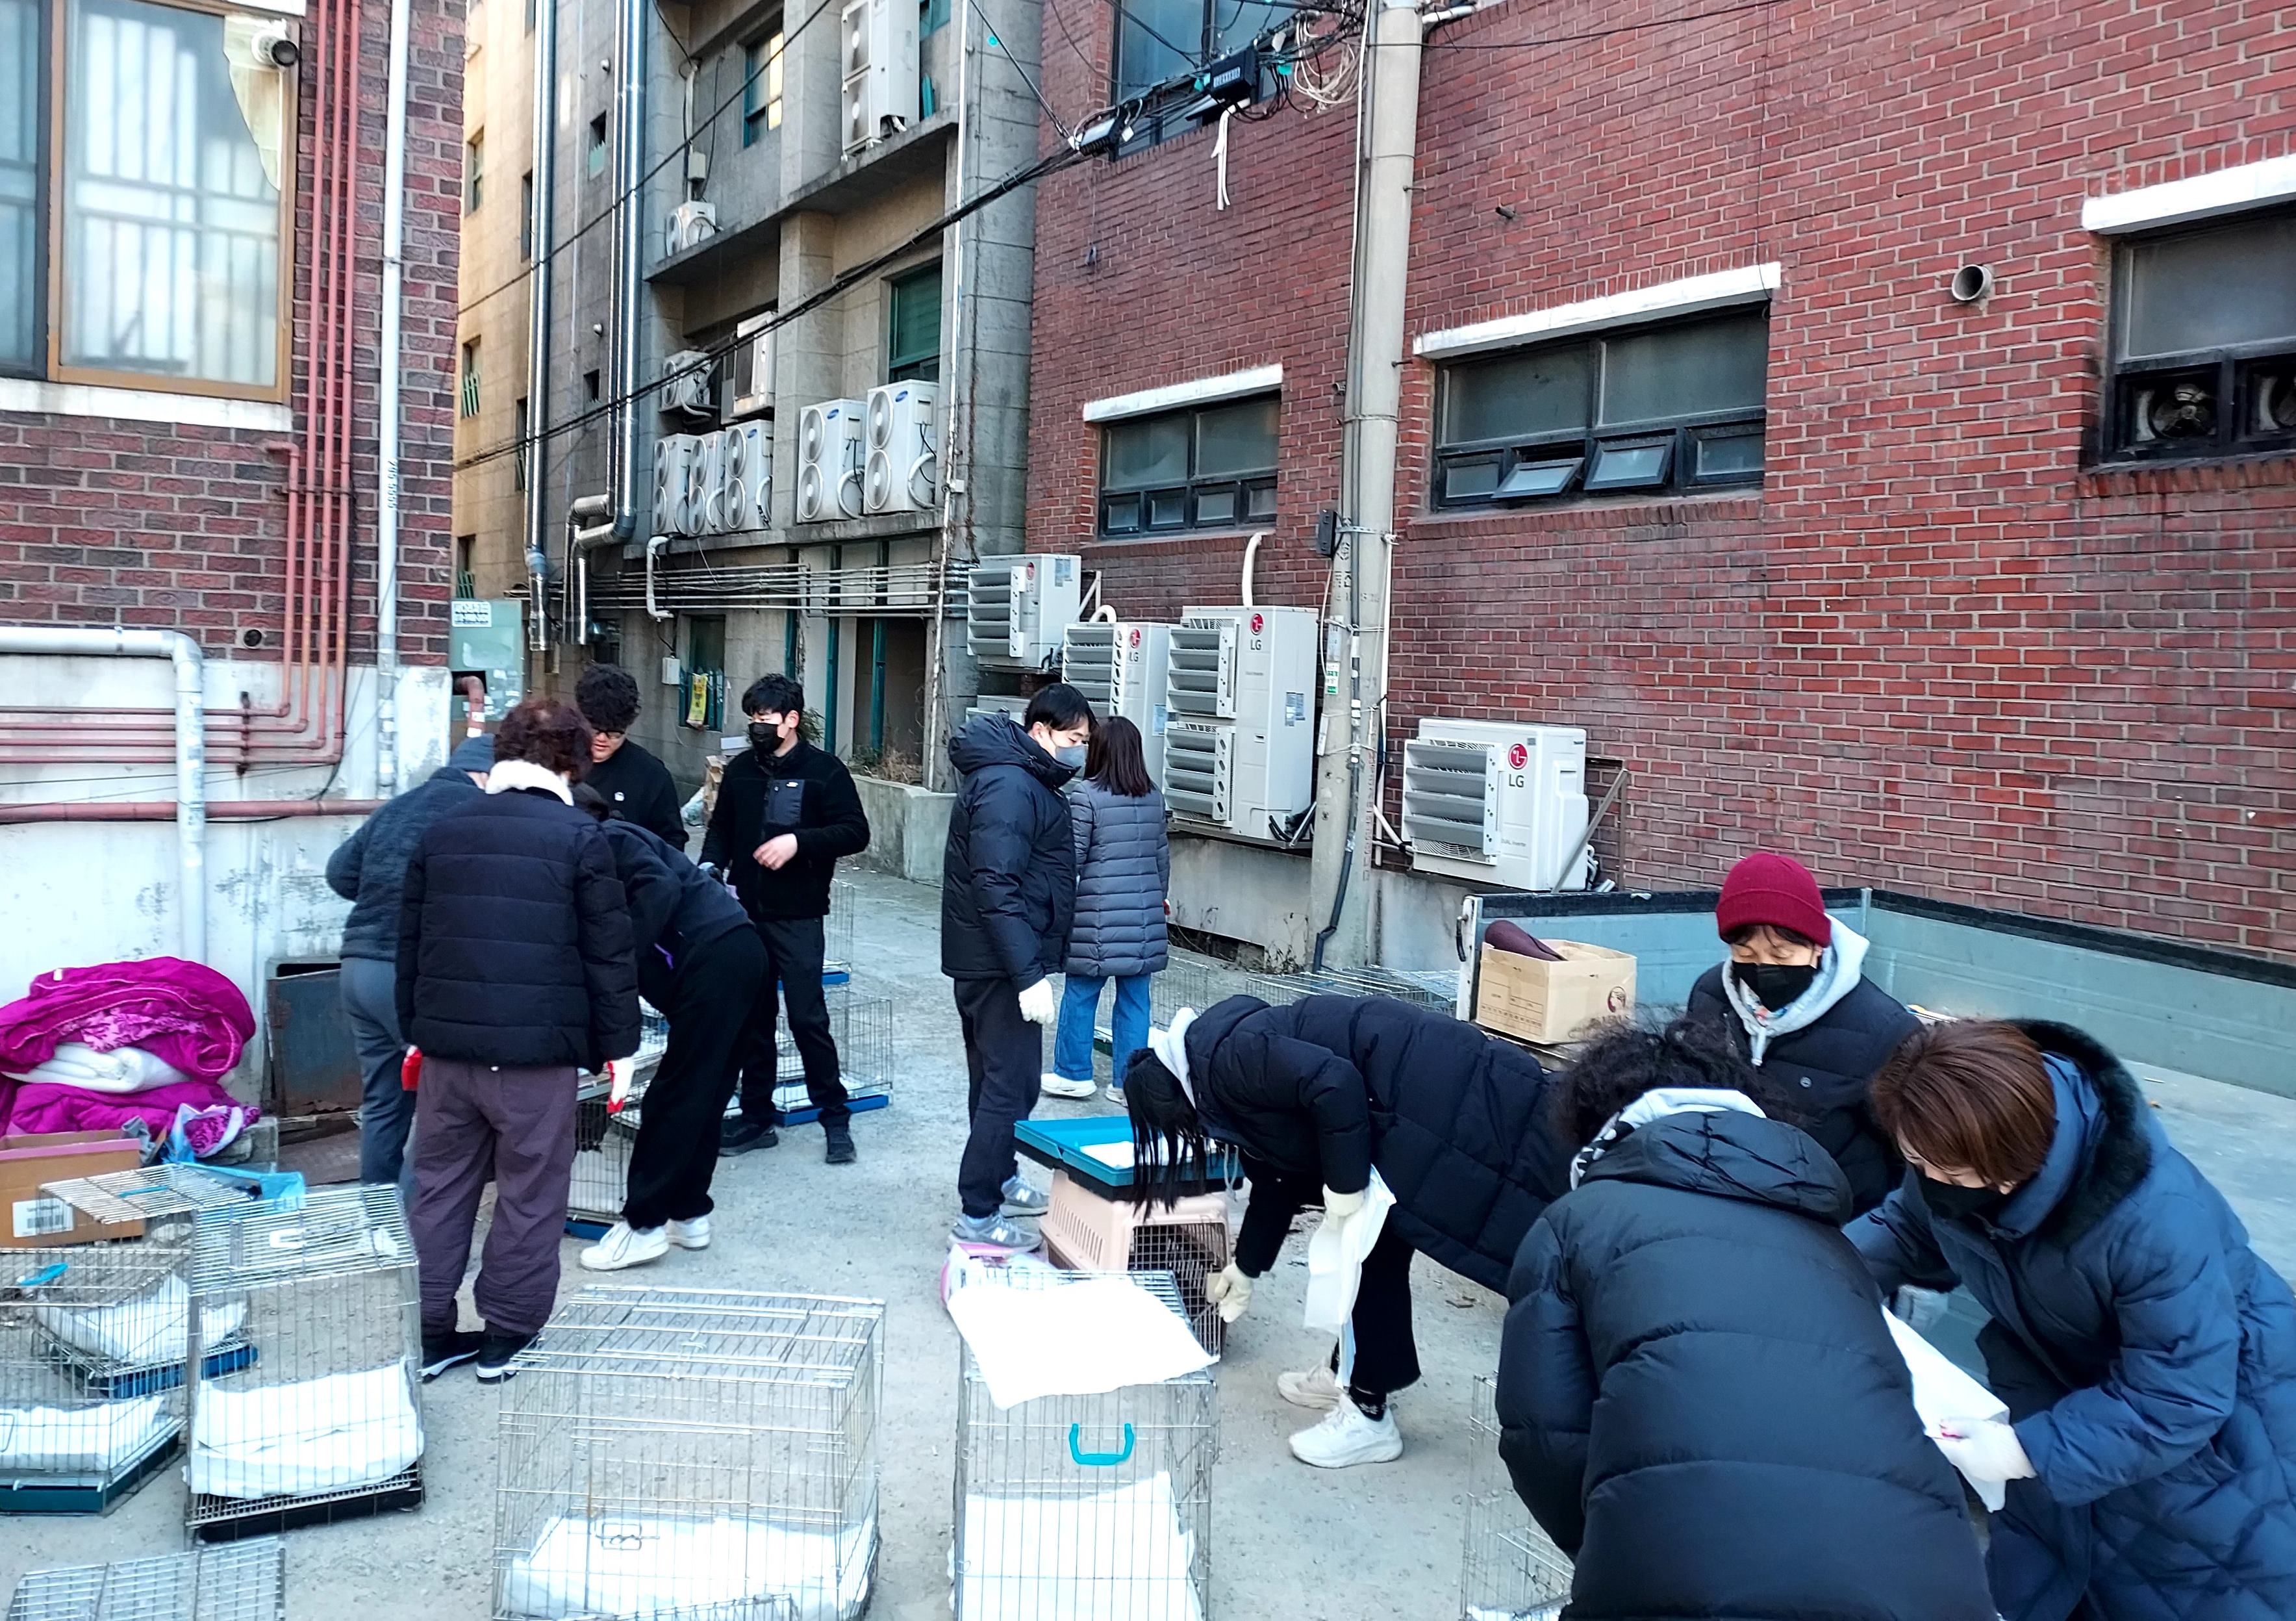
left=1176, top=605, right=1315, bottom=839
left=724, top=419, right=772, bottom=532
left=863, top=379, right=939, bottom=514
left=694, top=429, right=730, bottom=534
left=966, top=554, right=1081, bottom=670
left=729, top=312, right=776, bottom=420
left=1063, top=619, right=1173, bottom=784
left=651, top=433, right=700, bottom=536
left=660, top=349, right=716, bottom=421
left=840, top=0, right=918, bottom=155
left=1163, top=722, right=1232, bottom=827
left=1404, top=718, right=1593, bottom=890
left=665, top=199, right=718, bottom=258
left=796, top=399, right=866, bottom=523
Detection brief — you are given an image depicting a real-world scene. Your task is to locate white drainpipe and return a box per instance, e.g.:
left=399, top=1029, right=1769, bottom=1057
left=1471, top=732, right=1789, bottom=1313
left=375, top=0, right=412, bottom=796
left=0, top=627, right=207, bottom=964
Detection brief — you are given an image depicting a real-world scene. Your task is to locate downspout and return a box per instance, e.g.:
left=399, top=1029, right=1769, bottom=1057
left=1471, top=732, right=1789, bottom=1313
left=610, top=0, right=647, bottom=546
left=918, top=0, right=972, bottom=791
left=375, top=0, right=412, bottom=796
left=568, top=494, right=616, bottom=645
left=523, top=0, right=558, bottom=650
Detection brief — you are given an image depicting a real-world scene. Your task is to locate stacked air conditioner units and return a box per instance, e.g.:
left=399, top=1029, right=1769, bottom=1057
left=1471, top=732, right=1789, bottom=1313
left=693, top=429, right=730, bottom=533
left=863, top=381, right=938, bottom=515
left=1402, top=719, right=1593, bottom=891
left=660, top=350, right=716, bottom=421
left=840, top=0, right=917, bottom=156
left=966, top=555, right=1081, bottom=670
left=1165, top=605, right=1315, bottom=840
left=796, top=399, right=866, bottom=522
left=729, top=313, right=776, bottom=420
left=651, top=427, right=770, bottom=538
left=665, top=199, right=718, bottom=258
left=652, top=433, right=701, bottom=536
left=1061, top=620, right=1172, bottom=784
left=723, top=419, right=772, bottom=532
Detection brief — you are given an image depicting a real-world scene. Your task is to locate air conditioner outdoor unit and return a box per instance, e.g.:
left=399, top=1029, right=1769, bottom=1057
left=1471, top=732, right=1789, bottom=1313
left=840, top=0, right=918, bottom=156
left=1403, top=718, right=1592, bottom=890
left=665, top=199, right=718, bottom=258
left=1163, top=722, right=1232, bottom=827
left=966, top=554, right=1081, bottom=670
left=694, top=429, right=731, bottom=534
left=1062, top=620, right=1173, bottom=785
left=796, top=399, right=866, bottom=522
left=725, top=419, right=772, bottom=532
left=964, top=693, right=1030, bottom=727
left=1171, top=605, right=1315, bottom=839
left=729, top=312, right=776, bottom=420
left=863, top=380, right=938, bottom=515
left=660, top=349, right=716, bottom=420
left=651, top=433, right=700, bottom=536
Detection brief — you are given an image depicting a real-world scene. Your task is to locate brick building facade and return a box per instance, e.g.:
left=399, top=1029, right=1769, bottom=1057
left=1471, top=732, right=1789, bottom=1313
left=1028, top=0, right=2296, bottom=962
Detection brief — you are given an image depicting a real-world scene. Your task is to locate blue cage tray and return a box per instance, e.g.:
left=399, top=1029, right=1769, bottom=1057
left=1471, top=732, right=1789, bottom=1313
left=1014, top=1116, right=1239, bottom=1195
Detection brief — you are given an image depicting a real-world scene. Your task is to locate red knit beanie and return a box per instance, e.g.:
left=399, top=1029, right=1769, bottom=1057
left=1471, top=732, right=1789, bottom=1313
left=1715, top=852, right=1833, bottom=947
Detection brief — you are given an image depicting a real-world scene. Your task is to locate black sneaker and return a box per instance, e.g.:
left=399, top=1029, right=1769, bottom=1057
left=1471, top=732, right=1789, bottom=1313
left=718, top=1117, right=779, bottom=1156
left=824, top=1123, right=857, bottom=1165
left=420, top=1327, right=483, bottom=1381
left=474, top=1327, right=536, bottom=1382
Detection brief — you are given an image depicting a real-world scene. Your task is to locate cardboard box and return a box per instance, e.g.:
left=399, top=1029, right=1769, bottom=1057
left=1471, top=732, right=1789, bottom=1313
left=1475, top=940, right=1637, bottom=1045
left=0, top=1131, right=147, bottom=1246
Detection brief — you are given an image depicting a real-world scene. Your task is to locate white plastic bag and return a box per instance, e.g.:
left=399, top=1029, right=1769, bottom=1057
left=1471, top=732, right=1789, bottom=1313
left=1302, top=1171, right=1395, bottom=1334
left=1884, top=1307, right=2012, bottom=1511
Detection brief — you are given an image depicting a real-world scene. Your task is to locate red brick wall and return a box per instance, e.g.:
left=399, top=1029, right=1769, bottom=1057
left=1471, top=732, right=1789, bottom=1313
left=1029, top=0, right=2296, bottom=960
left=0, top=0, right=462, bottom=667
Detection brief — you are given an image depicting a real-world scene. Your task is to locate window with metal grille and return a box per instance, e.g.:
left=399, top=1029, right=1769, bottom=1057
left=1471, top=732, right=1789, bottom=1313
left=514, top=395, right=529, bottom=489
left=2104, top=207, right=2296, bottom=465
left=1099, top=395, right=1278, bottom=537
left=460, top=338, right=481, bottom=418
left=887, top=262, right=940, bottom=382
left=741, top=28, right=783, bottom=146
left=519, top=170, right=533, bottom=259
left=1432, top=310, right=1769, bottom=508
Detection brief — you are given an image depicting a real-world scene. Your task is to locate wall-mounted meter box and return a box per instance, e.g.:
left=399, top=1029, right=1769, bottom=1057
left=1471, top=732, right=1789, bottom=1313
left=448, top=600, right=525, bottom=721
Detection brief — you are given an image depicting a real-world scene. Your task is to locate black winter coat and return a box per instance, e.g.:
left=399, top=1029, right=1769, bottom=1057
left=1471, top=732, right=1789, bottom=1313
left=1182, top=993, right=1569, bottom=1292
left=1499, top=1107, right=1995, bottom=1621
left=325, top=763, right=483, bottom=961
left=940, top=715, right=1078, bottom=986
left=700, top=739, right=871, bottom=920
left=583, top=738, right=689, bottom=850
left=396, top=788, right=642, bottom=1070
left=1063, top=779, right=1169, bottom=979
left=1686, top=962, right=1917, bottom=1215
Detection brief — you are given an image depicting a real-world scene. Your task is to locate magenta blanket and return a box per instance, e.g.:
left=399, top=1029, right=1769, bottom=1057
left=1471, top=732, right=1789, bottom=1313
left=0, top=958, right=255, bottom=1086
left=0, top=1077, right=243, bottom=1138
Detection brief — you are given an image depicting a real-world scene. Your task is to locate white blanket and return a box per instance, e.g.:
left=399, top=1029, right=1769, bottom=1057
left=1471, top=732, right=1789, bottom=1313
left=188, top=1362, right=423, bottom=1500
left=956, top=1474, right=1203, bottom=1621
left=0, top=1394, right=172, bottom=1474
left=499, top=1512, right=874, bottom=1621
left=36, top=1274, right=247, bottom=1368
left=13, top=1041, right=190, bottom=1091
left=945, top=1277, right=1214, bottom=1410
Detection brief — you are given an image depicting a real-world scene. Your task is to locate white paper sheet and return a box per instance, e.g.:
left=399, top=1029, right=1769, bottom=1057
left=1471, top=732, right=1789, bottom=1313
left=956, top=1474, right=1203, bottom=1621
left=500, top=1512, right=874, bottom=1621
left=188, top=1362, right=424, bottom=1499
left=1884, top=1307, right=2012, bottom=1512
left=1302, top=1171, right=1395, bottom=1334
left=946, top=1277, right=1214, bottom=1410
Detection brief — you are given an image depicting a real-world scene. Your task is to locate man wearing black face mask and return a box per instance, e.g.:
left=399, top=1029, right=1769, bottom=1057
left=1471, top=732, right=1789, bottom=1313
left=1684, top=851, right=1919, bottom=1216
left=701, top=674, right=872, bottom=1164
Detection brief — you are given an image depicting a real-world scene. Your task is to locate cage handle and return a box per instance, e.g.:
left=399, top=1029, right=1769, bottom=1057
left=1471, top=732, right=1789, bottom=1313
left=1069, top=1422, right=1135, bottom=1468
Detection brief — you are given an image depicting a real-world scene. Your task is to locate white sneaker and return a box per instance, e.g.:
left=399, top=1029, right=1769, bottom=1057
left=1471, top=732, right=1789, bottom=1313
left=666, top=1215, right=711, bottom=1251
left=1278, top=1363, right=1343, bottom=1410
left=1041, top=1071, right=1097, bottom=1100
left=579, top=1221, right=670, bottom=1272
left=1289, top=1398, right=1403, bottom=1469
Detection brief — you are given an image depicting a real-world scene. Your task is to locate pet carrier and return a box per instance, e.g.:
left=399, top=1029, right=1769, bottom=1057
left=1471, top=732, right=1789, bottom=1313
left=1037, top=1176, right=1230, bottom=1355
left=494, top=1286, right=883, bottom=1621
left=952, top=1269, right=1217, bottom=1621
left=3, top=1537, right=286, bottom=1621
left=1459, top=1374, right=1572, bottom=1621
left=183, top=1185, right=424, bottom=1540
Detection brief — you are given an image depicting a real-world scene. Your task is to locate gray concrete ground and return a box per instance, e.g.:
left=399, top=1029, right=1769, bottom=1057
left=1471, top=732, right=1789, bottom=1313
left=10, top=867, right=2295, bottom=1616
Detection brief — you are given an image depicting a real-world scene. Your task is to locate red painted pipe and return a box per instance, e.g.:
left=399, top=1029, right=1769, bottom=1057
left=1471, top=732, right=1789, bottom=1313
left=0, top=800, right=386, bottom=824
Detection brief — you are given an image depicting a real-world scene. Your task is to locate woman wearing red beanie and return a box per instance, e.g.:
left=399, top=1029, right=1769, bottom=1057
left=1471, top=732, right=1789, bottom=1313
left=1684, top=852, right=1919, bottom=1215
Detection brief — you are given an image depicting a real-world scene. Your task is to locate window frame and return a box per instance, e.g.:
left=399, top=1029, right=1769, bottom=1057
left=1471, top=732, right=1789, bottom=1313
left=459, top=337, right=480, bottom=418
left=1096, top=392, right=1280, bottom=539
left=918, top=0, right=947, bottom=36
left=464, top=130, right=482, bottom=213
left=1430, top=309, right=1769, bottom=511
left=1109, top=0, right=1276, bottom=147
left=885, top=261, right=940, bottom=383
left=518, top=169, right=533, bottom=259
left=586, top=112, right=609, bottom=178
left=740, top=27, right=783, bottom=147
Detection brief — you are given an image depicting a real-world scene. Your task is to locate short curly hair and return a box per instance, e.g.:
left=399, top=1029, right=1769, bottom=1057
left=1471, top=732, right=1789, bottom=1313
left=574, top=663, right=642, bottom=734
left=1550, top=1015, right=1799, bottom=1148
left=494, top=697, right=594, bottom=778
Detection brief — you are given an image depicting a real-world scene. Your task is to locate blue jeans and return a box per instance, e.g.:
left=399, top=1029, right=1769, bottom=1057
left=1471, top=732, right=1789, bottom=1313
left=1053, top=974, right=1151, bottom=1088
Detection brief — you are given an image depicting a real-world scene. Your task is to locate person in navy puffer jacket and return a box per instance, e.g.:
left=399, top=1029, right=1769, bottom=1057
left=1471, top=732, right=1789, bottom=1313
left=1044, top=717, right=1168, bottom=1105
left=1850, top=1017, right=2296, bottom=1621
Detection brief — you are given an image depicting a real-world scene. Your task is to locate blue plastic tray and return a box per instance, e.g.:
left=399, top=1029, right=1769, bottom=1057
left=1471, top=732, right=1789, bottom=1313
left=1014, top=1116, right=1239, bottom=1193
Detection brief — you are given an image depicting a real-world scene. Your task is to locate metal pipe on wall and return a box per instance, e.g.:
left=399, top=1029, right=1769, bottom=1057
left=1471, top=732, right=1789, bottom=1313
left=609, top=0, right=648, bottom=546
left=375, top=0, right=412, bottom=797
left=523, top=0, right=559, bottom=648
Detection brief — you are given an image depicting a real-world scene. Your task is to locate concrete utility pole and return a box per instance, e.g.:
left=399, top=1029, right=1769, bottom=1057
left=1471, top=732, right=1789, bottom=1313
left=1309, top=0, right=1422, bottom=969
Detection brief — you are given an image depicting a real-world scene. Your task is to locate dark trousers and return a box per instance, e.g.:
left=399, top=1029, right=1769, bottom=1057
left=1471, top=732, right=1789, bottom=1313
left=738, top=914, right=848, bottom=1127
left=625, top=927, right=764, bottom=1229
left=1341, top=1221, right=1422, bottom=1398
left=410, top=1058, right=578, bottom=1338
left=340, top=955, right=416, bottom=1189
left=953, top=976, right=1041, bottom=1218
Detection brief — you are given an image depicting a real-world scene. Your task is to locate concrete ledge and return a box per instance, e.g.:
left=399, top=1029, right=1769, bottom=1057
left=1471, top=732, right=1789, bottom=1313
left=853, top=775, right=954, bottom=886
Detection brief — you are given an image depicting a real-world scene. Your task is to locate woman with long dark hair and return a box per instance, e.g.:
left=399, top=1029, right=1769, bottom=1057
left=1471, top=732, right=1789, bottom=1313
left=1043, top=717, right=1169, bottom=1104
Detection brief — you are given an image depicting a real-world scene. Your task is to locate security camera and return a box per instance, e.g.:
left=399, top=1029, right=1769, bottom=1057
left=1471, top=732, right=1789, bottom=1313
left=251, top=24, right=299, bottom=68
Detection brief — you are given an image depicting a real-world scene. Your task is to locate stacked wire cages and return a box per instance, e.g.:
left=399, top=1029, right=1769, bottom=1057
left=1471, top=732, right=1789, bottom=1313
left=1140, top=954, right=1457, bottom=1038
left=493, top=1287, right=883, bottom=1621
left=953, top=1270, right=1217, bottom=1621
left=1459, top=1375, right=1572, bottom=1621
left=4, top=1537, right=287, bottom=1621
left=1039, top=1180, right=1230, bottom=1356
left=183, top=1185, right=425, bottom=1540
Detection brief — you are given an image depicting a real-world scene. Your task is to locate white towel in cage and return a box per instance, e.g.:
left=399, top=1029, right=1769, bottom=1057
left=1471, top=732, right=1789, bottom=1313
left=35, top=1274, right=247, bottom=1367
left=0, top=1393, right=173, bottom=1474
left=956, top=1472, right=1203, bottom=1621
left=499, top=1511, right=875, bottom=1621
left=187, top=1361, right=423, bottom=1499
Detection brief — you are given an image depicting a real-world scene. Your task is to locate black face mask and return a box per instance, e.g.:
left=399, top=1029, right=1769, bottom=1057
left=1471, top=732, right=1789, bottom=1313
left=1734, top=960, right=1819, bottom=1012
left=1918, top=1175, right=2010, bottom=1224
left=746, top=721, right=785, bottom=754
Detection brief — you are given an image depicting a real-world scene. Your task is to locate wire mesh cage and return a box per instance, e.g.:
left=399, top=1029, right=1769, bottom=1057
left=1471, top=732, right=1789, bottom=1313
left=824, top=875, right=855, bottom=982
left=770, top=991, right=891, bottom=1116
left=952, top=1270, right=1218, bottom=1621
left=1038, top=1177, right=1229, bottom=1355
left=493, top=1287, right=884, bottom=1621
left=4, top=1537, right=286, bottom=1621
left=1459, top=1374, right=1572, bottom=1621
left=184, top=1185, right=424, bottom=1540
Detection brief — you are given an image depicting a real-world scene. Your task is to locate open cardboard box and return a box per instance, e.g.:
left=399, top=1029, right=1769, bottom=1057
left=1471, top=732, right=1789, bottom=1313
left=0, top=1130, right=147, bottom=1245
left=1475, top=940, right=1637, bottom=1045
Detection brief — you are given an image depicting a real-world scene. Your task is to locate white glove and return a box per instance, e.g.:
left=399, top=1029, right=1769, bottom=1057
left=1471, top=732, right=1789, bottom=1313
left=605, top=1056, right=635, bottom=1113
left=1322, top=1185, right=1366, bottom=1221
left=1204, top=1262, right=1255, bottom=1324
left=1933, top=1417, right=2035, bottom=1483
left=1017, top=980, right=1058, bottom=1025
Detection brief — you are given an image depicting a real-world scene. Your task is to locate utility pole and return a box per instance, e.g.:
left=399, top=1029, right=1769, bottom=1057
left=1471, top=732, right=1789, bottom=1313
left=1309, top=0, right=1422, bottom=970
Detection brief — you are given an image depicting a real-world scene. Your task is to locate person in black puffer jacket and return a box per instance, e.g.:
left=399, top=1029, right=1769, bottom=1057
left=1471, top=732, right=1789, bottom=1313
left=397, top=698, right=640, bottom=1381
left=1124, top=992, right=1570, bottom=1471
left=940, top=685, right=1092, bottom=1253
left=1044, top=717, right=1168, bottom=1103
left=1684, top=850, right=1919, bottom=1215
left=1497, top=1018, right=1995, bottom=1621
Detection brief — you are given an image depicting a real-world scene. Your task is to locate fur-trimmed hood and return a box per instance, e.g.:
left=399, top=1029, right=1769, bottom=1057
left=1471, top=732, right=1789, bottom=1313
left=2003, top=1019, right=2154, bottom=1245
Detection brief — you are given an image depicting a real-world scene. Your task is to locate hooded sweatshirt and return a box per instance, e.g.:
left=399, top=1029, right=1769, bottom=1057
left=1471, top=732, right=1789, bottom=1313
left=938, top=713, right=1079, bottom=985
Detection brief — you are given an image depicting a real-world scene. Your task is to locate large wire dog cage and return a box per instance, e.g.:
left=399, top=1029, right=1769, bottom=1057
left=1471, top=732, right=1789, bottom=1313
left=184, top=1186, right=424, bottom=1540
left=4, top=1538, right=287, bottom=1621
left=952, top=1270, right=1218, bottom=1621
left=494, top=1287, right=884, bottom=1621
left=1459, top=1375, right=1572, bottom=1621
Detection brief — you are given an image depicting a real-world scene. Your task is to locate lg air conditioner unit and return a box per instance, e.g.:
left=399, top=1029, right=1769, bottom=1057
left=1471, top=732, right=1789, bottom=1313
left=694, top=429, right=730, bottom=534
left=1176, top=605, right=1315, bottom=839
left=729, top=312, right=776, bottom=420
left=651, top=433, right=700, bottom=536
left=863, top=379, right=938, bottom=514
left=1163, top=722, right=1232, bottom=827
left=660, top=349, right=716, bottom=420
left=964, top=693, right=1030, bottom=726
left=796, top=399, right=866, bottom=523
left=1062, top=619, right=1173, bottom=784
left=665, top=199, right=718, bottom=258
left=1404, top=718, right=1593, bottom=891
left=725, top=419, right=772, bottom=532
left=840, top=0, right=918, bottom=156
left=1165, top=619, right=1239, bottom=721
left=966, top=555, right=1081, bottom=670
